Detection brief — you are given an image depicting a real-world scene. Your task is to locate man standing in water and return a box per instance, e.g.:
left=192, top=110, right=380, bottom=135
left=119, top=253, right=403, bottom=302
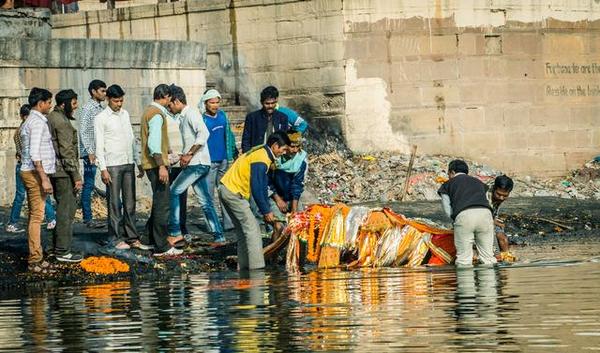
left=488, top=175, right=516, bottom=261
left=218, top=132, right=291, bottom=270
left=438, top=160, right=496, bottom=266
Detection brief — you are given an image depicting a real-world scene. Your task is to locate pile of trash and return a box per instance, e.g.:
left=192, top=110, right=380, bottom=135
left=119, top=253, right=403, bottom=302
left=304, top=151, right=600, bottom=203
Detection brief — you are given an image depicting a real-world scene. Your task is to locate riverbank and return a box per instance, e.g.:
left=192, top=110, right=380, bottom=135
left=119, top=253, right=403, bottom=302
left=0, top=197, right=599, bottom=288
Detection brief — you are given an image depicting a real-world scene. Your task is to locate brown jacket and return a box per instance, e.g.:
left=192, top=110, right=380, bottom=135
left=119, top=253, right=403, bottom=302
left=140, top=104, right=169, bottom=170
left=47, top=107, right=81, bottom=181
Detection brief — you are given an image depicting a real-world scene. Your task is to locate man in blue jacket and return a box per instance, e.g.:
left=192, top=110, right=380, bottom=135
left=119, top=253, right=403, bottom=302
left=241, top=86, right=289, bottom=153
left=268, top=130, right=308, bottom=241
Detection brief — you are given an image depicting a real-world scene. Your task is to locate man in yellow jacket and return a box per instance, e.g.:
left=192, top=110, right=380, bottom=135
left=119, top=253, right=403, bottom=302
left=218, top=131, right=290, bottom=270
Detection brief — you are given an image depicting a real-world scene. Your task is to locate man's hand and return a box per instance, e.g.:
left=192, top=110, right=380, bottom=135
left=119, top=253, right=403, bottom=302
left=179, top=154, right=192, bottom=168
left=159, top=165, right=169, bottom=184
left=494, top=218, right=505, bottom=229
left=137, top=165, right=145, bottom=178
left=274, top=196, right=288, bottom=213
left=89, top=154, right=96, bottom=165
left=41, top=178, right=53, bottom=194
left=101, top=170, right=112, bottom=185
left=74, top=180, right=83, bottom=192
left=263, top=212, right=275, bottom=224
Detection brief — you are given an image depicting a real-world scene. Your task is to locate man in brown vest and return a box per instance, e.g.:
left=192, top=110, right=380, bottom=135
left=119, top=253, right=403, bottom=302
left=140, top=84, right=183, bottom=257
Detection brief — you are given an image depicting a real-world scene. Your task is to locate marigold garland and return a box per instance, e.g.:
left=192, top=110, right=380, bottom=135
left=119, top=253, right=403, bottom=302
left=80, top=256, right=130, bottom=275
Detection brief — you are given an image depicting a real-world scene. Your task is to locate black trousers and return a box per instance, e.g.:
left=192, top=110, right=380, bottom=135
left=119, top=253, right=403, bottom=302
left=143, top=167, right=170, bottom=253
left=50, top=176, right=77, bottom=255
left=106, top=164, right=139, bottom=244
left=169, top=167, right=188, bottom=235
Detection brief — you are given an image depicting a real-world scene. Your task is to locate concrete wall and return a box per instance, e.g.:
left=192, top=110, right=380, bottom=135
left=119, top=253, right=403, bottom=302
left=0, top=36, right=207, bottom=205
left=51, top=0, right=600, bottom=176
left=342, top=0, right=600, bottom=174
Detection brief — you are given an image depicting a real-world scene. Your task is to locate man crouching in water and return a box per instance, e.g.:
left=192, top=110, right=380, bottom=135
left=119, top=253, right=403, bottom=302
left=488, top=175, right=517, bottom=262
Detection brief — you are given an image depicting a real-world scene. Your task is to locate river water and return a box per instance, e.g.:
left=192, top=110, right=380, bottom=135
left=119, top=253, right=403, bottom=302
left=1, top=245, right=599, bottom=352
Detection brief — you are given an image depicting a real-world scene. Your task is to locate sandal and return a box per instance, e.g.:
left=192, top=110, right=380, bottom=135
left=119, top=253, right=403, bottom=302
left=28, top=261, right=57, bottom=274
left=167, top=235, right=185, bottom=248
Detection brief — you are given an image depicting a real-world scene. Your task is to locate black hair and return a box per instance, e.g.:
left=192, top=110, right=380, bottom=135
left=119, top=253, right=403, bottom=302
left=19, top=104, right=31, bottom=118
left=494, top=175, right=514, bottom=192
left=55, top=89, right=78, bottom=119
left=260, top=86, right=279, bottom=103
left=153, top=84, right=171, bottom=100
left=106, top=84, right=125, bottom=98
left=266, top=131, right=291, bottom=148
left=169, top=84, right=187, bottom=105
left=87, top=79, right=106, bottom=96
left=28, top=87, right=53, bottom=108
left=448, top=159, right=469, bottom=174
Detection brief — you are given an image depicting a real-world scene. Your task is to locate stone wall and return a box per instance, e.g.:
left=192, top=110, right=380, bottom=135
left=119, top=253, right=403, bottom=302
left=51, top=0, right=600, bottom=176
left=0, top=35, right=207, bottom=205
left=342, top=0, right=600, bottom=175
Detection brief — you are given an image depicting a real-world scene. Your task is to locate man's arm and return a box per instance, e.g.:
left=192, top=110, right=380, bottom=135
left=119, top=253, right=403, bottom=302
left=93, top=115, right=107, bottom=172
left=54, top=117, right=81, bottom=183
left=290, top=160, right=307, bottom=213
left=180, top=112, right=210, bottom=166
left=250, top=161, right=272, bottom=217
left=241, top=113, right=252, bottom=153
left=440, top=194, right=452, bottom=220
left=29, top=120, right=53, bottom=194
left=147, top=114, right=168, bottom=183
left=80, top=105, right=96, bottom=157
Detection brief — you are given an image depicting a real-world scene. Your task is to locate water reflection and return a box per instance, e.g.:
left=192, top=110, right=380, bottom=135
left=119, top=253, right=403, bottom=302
left=0, top=259, right=600, bottom=352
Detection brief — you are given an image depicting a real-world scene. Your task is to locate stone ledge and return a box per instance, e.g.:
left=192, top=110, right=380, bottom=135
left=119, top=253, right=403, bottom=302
left=52, top=0, right=303, bottom=28
left=0, top=38, right=207, bottom=69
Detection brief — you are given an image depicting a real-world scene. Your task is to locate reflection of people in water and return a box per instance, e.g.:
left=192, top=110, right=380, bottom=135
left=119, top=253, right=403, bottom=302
left=452, top=267, right=516, bottom=350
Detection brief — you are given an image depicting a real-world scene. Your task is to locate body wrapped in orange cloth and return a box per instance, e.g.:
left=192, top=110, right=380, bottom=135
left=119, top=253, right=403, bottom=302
left=285, top=204, right=456, bottom=272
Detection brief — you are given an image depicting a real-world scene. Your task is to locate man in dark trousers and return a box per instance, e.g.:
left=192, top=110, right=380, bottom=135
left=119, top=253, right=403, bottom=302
left=140, top=84, right=182, bottom=257
left=241, top=86, right=289, bottom=153
left=438, top=159, right=496, bottom=267
left=47, top=89, right=83, bottom=262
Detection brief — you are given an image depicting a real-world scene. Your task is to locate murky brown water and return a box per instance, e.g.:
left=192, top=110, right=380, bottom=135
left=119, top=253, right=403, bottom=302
left=1, top=245, right=599, bottom=352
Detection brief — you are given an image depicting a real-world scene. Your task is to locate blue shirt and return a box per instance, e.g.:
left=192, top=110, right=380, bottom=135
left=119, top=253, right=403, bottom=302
left=204, top=110, right=227, bottom=162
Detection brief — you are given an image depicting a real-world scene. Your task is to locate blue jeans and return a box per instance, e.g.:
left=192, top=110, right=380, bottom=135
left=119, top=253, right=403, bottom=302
left=9, top=163, right=55, bottom=225
left=81, top=156, right=97, bottom=222
left=206, top=160, right=234, bottom=229
left=168, top=164, right=224, bottom=240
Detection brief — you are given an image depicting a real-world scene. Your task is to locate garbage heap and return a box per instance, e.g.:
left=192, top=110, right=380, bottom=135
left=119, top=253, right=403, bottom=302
left=304, top=151, right=600, bottom=203
left=285, top=204, right=456, bottom=273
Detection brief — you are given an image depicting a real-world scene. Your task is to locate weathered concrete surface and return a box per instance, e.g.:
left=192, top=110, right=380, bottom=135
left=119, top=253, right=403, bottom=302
left=51, top=0, right=600, bottom=177
left=0, top=34, right=207, bottom=205
left=0, top=8, right=51, bottom=39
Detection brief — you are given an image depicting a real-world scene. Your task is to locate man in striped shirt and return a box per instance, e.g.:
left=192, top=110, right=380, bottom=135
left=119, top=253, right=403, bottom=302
left=78, top=79, right=107, bottom=229
left=20, top=87, right=56, bottom=272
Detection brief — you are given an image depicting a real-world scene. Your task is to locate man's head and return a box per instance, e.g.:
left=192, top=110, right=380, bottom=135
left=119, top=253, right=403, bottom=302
left=285, top=130, right=302, bottom=157
left=266, top=131, right=290, bottom=158
left=106, top=84, right=125, bottom=112
left=168, top=84, right=187, bottom=114
left=202, top=89, right=221, bottom=116
left=153, top=84, right=172, bottom=107
left=55, top=89, right=79, bottom=119
left=491, top=175, right=514, bottom=205
left=28, top=87, right=53, bottom=115
left=260, top=86, right=279, bottom=115
left=448, top=159, right=469, bottom=178
left=88, top=79, right=107, bottom=102
left=19, top=104, right=31, bottom=121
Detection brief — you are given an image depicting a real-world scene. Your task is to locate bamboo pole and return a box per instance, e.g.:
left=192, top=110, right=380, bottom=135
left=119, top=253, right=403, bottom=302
left=399, top=145, right=418, bottom=202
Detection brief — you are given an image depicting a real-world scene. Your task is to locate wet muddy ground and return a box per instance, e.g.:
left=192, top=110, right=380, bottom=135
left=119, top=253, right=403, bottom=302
left=0, top=197, right=598, bottom=288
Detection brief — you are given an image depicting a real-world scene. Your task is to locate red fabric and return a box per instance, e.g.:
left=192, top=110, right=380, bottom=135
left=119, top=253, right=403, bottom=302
left=22, top=0, right=52, bottom=8
left=428, top=233, right=456, bottom=265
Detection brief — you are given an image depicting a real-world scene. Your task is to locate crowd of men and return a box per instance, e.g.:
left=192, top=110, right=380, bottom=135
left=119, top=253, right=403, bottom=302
left=9, top=78, right=515, bottom=273
left=10, top=81, right=309, bottom=273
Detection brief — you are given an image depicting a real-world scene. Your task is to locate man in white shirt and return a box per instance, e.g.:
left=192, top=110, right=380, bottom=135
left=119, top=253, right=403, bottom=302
left=167, top=85, right=225, bottom=243
left=94, top=84, right=149, bottom=251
